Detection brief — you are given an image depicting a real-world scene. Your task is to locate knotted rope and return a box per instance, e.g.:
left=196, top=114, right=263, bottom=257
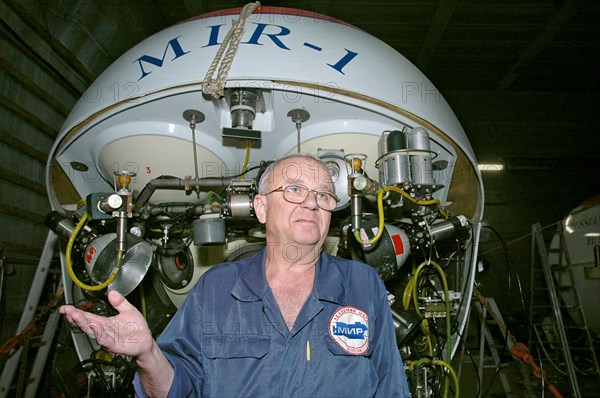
left=202, top=2, right=261, bottom=99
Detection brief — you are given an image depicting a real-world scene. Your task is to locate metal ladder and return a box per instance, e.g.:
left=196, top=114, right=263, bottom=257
left=456, top=289, right=535, bottom=397
left=0, top=232, right=62, bottom=398
left=473, top=297, right=513, bottom=397
left=529, top=222, right=600, bottom=397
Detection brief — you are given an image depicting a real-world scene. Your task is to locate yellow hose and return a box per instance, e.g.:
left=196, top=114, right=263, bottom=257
left=240, top=140, right=251, bottom=178
left=353, top=187, right=386, bottom=246
left=434, top=359, right=460, bottom=398
left=65, top=212, right=123, bottom=291
left=353, top=185, right=449, bottom=246
left=406, top=260, right=453, bottom=396
left=407, top=260, right=452, bottom=358
left=383, top=185, right=448, bottom=218
left=140, top=281, right=147, bottom=319
left=408, top=357, right=460, bottom=398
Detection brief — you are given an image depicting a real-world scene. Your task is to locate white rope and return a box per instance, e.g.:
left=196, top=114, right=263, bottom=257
left=202, top=2, right=261, bottom=99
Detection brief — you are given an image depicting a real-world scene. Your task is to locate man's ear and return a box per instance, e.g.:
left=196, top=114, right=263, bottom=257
left=254, top=195, right=267, bottom=224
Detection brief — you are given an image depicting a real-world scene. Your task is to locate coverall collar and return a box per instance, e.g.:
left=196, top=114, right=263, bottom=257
left=231, top=248, right=345, bottom=304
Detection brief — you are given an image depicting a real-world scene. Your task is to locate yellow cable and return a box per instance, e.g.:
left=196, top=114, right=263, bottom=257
left=353, top=185, right=449, bottom=246
left=408, top=357, right=432, bottom=371
left=240, top=140, right=251, bottom=178
left=406, top=259, right=453, bottom=394
left=383, top=185, right=449, bottom=219
left=430, top=261, right=452, bottom=362
left=425, top=333, right=433, bottom=357
left=66, top=212, right=123, bottom=291
left=408, top=357, right=459, bottom=398
left=428, top=261, right=453, bottom=397
left=434, top=359, right=460, bottom=398
left=140, top=281, right=147, bottom=319
left=402, top=273, right=415, bottom=310
left=407, top=261, right=451, bottom=350
left=411, top=261, right=430, bottom=318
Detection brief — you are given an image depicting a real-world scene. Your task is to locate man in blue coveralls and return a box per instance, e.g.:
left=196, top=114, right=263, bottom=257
left=60, top=154, right=411, bottom=397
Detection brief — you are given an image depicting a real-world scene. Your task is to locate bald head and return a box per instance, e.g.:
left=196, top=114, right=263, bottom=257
left=258, top=154, right=335, bottom=195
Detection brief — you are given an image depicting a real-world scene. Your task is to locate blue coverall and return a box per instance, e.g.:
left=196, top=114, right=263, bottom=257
left=135, top=249, right=411, bottom=397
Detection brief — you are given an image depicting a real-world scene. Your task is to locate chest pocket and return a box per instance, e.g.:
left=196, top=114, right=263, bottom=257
left=202, top=334, right=274, bottom=397
left=314, top=334, right=377, bottom=397
left=203, top=334, right=271, bottom=359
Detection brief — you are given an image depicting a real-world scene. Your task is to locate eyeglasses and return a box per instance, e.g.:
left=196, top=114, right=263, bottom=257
left=264, top=184, right=339, bottom=211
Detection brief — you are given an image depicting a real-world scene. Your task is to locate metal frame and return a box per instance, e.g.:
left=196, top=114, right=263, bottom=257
left=0, top=232, right=58, bottom=398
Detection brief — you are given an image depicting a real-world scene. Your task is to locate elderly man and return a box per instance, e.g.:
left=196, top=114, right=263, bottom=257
left=60, top=154, right=410, bottom=397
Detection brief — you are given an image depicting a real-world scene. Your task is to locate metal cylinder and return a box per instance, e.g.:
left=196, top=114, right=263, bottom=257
left=193, top=214, right=226, bottom=245
left=351, top=195, right=363, bottom=230
left=230, top=89, right=258, bottom=129
left=45, top=211, right=77, bottom=238
left=429, top=215, right=470, bottom=242
left=379, top=130, right=410, bottom=186
left=378, top=131, right=390, bottom=157
left=407, top=127, right=434, bottom=186
left=380, top=152, right=410, bottom=186
left=116, top=212, right=128, bottom=252
left=390, top=307, right=421, bottom=345
left=228, top=194, right=253, bottom=217
left=231, top=105, right=255, bottom=129
left=349, top=221, right=411, bottom=281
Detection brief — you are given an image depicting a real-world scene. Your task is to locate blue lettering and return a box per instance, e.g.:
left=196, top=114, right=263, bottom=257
left=135, top=36, right=190, bottom=80
left=244, top=23, right=291, bottom=50
left=332, top=321, right=367, bottom=339
left=203, top=24, right=227, bottom=47
left=202, top=23, right=356, bottom=76
left=327, top=49, right=358, bottom=75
